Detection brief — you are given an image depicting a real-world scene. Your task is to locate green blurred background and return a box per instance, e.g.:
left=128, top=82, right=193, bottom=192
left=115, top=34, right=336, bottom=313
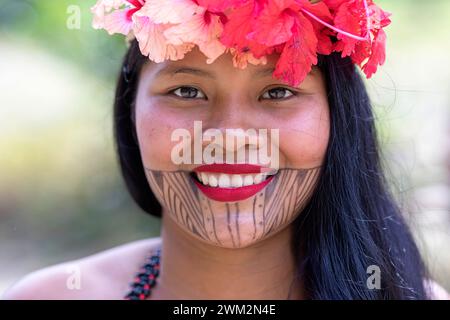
left=0, top=0, right=449, bottom=294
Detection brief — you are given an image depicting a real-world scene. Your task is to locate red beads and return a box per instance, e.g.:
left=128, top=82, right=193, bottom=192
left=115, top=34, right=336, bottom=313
left=124, top=249, right=161, bottom=300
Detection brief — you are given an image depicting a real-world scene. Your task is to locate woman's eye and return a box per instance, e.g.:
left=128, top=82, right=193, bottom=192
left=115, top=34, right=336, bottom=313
left=170, top=86, right=206, bottom=99
left=261, top=87, right=295, bottom=100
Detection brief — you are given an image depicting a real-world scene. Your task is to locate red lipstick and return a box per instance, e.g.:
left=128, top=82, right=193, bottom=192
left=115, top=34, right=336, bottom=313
left=192, top=164, right=276, bottom=202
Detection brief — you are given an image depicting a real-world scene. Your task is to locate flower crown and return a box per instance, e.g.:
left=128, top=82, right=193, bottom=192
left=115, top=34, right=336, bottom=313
left=91, top=0, right=391, bottom=86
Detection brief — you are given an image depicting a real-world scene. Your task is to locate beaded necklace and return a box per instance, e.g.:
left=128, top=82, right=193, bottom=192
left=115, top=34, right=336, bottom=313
left=124, top=249, right=161, bottom=300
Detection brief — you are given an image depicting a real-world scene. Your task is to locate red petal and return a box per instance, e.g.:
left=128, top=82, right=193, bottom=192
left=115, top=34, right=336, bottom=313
left=322, top=0, right=347, bottom=12
left=315, top=24, right=334, bottom=55
left=247, top=3, right=296, bottom=46
left=197, top=0, right=248, bottom=12
left=301, top=0, right=333, bottom=21
left=220, top=1, right=270, bottom=58
left=333, top=1, right=362, bottom=57
left=304, top=1, right=334, bottom=55
left=361, top=28, right=386, bottom=78
left=220, top=2, right=254, bottom=49
left=368, top=3, right=392, bottom=29
left=273, top=12, right=318, bottom=87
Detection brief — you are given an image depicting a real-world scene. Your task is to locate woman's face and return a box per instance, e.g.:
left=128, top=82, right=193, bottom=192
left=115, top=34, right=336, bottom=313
left=135, top=47, right=329, bottom=248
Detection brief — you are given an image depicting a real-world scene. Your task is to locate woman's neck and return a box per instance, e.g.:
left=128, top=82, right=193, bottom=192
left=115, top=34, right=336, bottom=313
left=151, top=209, right=303, bottom=300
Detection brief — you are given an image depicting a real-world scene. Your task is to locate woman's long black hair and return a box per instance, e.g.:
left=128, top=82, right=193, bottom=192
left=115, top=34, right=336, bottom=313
left=114, top=40, right=428, bottom=299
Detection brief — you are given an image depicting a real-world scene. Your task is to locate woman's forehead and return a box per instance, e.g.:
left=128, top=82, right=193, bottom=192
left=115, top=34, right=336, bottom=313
left=145, top=46, right=271, bottom=72
left=142, top=46, right=320, bottom=83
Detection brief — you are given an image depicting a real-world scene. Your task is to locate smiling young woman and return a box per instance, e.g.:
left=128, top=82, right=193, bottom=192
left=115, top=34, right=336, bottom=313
left=3, top=0, right=449, bottom=300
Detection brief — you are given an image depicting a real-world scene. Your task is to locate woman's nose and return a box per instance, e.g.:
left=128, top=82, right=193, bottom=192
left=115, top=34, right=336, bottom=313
left=199, top=126, right=274, bottom=166
left=205, top=96, right=256, bottom=131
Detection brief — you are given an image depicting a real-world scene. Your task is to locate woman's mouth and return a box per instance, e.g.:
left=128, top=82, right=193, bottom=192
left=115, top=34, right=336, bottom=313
left=190, top=164, right=277, bottom=202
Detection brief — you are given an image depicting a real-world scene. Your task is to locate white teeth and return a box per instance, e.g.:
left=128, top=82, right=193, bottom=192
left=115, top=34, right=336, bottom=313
left=195, top=172, right=275, bottom=188
left=231, top=174, right=243, bottom=188
left=218, top=174, right=231, bottom=188
left=201, top=172, right=208, bottom=185
left=209, top=175, right=218, bottom=187
left=243, top=175, right=253, bottom=186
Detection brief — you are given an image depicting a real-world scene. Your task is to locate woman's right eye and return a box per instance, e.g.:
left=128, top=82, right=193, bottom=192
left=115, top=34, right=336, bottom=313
left=170, top=86, right=206, bottom=99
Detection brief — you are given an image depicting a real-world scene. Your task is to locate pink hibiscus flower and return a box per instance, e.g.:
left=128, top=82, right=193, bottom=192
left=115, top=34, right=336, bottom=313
left=327, top=0, right=391, bottom=78
left=221, top=0, right=332, bottom=86
left=91, top=0, right=145, bottom=35
left=91, top=0, right=392, bottom=86
left=133, top=15, right=195, bottom=63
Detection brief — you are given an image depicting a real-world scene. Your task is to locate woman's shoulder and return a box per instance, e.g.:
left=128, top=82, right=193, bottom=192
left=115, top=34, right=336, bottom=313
left=424, top=279, right=450, bottom=300
left=2, top=237, right=162, bottom=300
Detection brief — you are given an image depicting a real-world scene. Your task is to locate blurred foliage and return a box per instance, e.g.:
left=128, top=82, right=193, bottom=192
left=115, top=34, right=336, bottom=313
left=0, top=0, right=160, bottom=278
left=0, top=0, right=126, bottom=80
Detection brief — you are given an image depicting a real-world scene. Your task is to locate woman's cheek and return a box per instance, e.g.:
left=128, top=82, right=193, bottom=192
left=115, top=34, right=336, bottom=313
left=135, top=91, right=329, bottom=171
left=135, top=100, right=191, bottom=171
left=278, top=99, right=329, bottom=169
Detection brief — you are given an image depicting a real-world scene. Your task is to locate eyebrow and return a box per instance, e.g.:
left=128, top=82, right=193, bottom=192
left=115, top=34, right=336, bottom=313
left=155, top=66, right=216, bottom=79
left=154, top=65, right=281, bottom=80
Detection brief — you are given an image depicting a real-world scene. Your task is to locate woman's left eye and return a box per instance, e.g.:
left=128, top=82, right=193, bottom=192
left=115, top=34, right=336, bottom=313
left=261, top=87, right=296, bottom=100
left=169, top=86, right=206, bottom=99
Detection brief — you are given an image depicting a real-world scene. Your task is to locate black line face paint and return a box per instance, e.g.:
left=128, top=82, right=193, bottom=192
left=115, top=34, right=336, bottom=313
left=135, top=61, right=329, bottom=250
left=145, top=167, right=321, bottom=248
